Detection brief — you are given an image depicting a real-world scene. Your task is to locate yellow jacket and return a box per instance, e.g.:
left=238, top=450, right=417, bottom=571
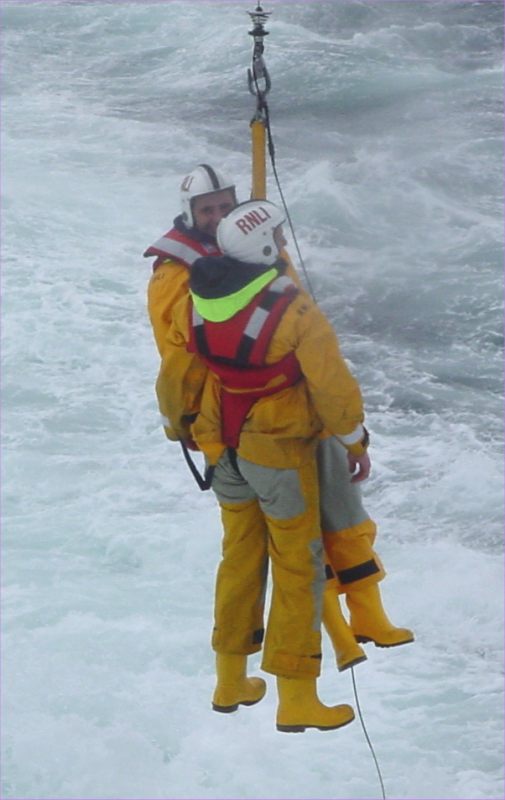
left=156, top=273, right=366, bottom=469
left=145, top=217, right=222, bottom=355
left=147, top=260, right=190, bottom=356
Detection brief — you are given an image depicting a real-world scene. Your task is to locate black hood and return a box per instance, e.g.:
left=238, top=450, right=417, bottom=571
left=190, top=255, right=286, bottom=300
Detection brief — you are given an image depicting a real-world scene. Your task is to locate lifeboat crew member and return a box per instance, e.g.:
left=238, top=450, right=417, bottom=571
left=156, top=200, right=373, bottom=732
left=145, top=167, right=413, bottom=678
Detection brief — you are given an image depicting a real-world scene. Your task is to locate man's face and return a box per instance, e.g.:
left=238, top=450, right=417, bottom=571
left=192, top=189, right=236, bottom=237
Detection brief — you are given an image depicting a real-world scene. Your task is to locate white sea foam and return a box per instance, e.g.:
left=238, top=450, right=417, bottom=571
left=2, top=2, right=503, bottom=798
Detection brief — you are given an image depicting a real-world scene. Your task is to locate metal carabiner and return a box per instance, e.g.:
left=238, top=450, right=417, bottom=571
left=247, top=3, right=272, bottom=108
left=248, top=55, right=271, bottom=101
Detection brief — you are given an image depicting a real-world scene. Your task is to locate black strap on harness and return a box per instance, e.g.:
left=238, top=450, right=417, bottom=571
left=179, top=440, right=215, bottom=491
left=227, top=446, right=243, bottom=476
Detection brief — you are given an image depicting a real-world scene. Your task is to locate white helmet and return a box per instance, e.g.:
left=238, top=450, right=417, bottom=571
left=180, top=164, right=236, bottom=228
left=217, top=200, right=286, bottom=265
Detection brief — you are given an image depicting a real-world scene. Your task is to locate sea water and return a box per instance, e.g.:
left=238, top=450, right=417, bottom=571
left=1, top=1, right=503, bottom=798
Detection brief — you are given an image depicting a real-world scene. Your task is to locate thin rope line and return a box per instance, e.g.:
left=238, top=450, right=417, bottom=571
left=263, top=100, right=387, bottom=800
left=264, top=102, right=317, bottom=302
left=351, top=666, right=387, bottom=800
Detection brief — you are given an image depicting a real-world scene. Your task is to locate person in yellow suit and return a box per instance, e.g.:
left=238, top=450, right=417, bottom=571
left=157, top=199, right=374, bottom=731
left=145, top=165, right=413, bottom=674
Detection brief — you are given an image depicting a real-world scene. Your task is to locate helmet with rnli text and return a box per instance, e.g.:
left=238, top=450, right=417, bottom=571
left=216, top=200, right=286, bottom=266
left=180, top=164, right=236, bottom=228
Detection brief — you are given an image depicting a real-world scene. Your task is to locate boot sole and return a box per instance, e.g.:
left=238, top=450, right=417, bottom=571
left=276, top=716, right=354, bottom=733
left=337, top=654, right=368, bottom=672
left=212, top=696, right=264, bottom=713
left=355, top=634, right=415, bottom=647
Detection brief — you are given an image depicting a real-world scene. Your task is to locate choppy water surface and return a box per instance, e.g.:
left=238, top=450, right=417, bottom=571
left=2, top=2, right=503, bottom=798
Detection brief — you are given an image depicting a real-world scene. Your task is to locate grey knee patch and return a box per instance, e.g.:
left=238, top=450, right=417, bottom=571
left=211, top=450, right=258, bottom=505
left=236, top=457, right=306, bottom=520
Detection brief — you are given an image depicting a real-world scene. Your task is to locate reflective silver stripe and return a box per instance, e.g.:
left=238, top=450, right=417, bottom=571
left=244, top=306, right=269, bottom=340
left=192, top=306, right=204, bottom=326
left=243, top=276, right=294, bottom=342
left=151, top=236, right=203, bottom=266
left=338, top=424, right=364, bottom=446
left=160, top=414, right=172, bottom=428
left=269, top=275, right=294, bottom=293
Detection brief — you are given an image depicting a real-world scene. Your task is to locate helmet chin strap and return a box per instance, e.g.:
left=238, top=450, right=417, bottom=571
left=174, top=214, right=218, bottom=246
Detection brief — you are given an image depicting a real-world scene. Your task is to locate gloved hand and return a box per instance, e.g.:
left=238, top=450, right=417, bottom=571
left=184, top=437, right=200, bottom=452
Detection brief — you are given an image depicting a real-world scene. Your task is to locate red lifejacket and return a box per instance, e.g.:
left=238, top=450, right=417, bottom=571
left=143, top=227, right=221, bottom=272
left=188, top=275, right=302, bottom=448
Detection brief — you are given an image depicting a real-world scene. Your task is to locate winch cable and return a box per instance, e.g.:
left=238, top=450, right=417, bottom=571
left=265, top=93, right=388, bottom=799
left=264, top=83, right=388, bottom=800
left=247, top=6, right=387, bottom=799
left=351, top=666, right=387, bottom=800
left=247, top=5, right=316, bottom=300
left=262, top=98, right=317, bottom=301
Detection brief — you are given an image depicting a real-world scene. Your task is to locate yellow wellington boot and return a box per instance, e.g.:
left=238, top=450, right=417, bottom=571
left=323, top=586, right=367, bottom=672
left=346, top=584, right=415, bottom=647
left=276, top=676, right=355, bottom=733
left=212, top=653, right=267, bottom=713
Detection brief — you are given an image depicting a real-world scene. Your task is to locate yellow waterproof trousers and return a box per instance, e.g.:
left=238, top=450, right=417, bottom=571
left=211, top=450, right=325, bottom=680
left=212, top=498, right=268, bottom=654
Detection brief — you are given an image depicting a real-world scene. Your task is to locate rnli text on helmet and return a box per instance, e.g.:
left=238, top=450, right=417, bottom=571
left=235, top=206, right=271, bottom=235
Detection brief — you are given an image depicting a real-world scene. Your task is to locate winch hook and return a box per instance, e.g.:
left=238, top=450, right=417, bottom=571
left=247, top=3, right=272, bottom=109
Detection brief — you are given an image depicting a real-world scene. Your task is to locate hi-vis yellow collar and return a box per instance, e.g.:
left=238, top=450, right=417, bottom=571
left=190, top=267, right=278, bottom=322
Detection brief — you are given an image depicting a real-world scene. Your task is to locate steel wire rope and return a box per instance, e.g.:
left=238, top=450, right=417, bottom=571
left=248, top=18, right=387, bottom=791
left=351, top=665, right=387, bottom=800
left=262, top=100, right=317, bottom=301
left=261, top=92, right=388, bottom=800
